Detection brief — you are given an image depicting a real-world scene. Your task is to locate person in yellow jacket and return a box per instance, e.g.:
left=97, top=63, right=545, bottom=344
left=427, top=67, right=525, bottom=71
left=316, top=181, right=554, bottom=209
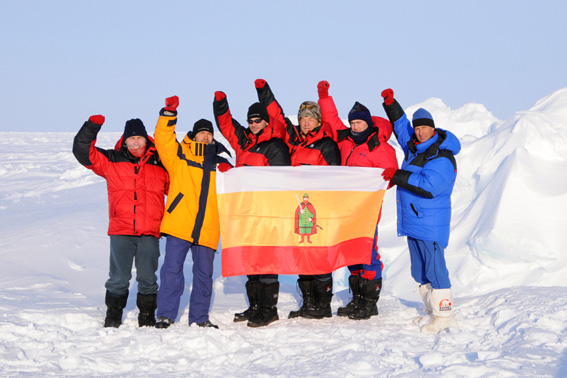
left=153, top=96, right=232, bottom=329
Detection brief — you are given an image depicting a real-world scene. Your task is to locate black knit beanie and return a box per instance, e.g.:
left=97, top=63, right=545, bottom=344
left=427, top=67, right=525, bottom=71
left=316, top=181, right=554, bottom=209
left=192, top=119, right=214, bottom=136
left=247, top=102, right=269, bottom=123
left=348, top=102, right=374, bottom=128
left=123, top=119, right=148, bottom=140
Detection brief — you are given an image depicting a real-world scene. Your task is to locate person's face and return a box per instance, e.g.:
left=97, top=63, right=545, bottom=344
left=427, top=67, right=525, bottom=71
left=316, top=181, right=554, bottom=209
left=414, top=125, right=435, bottom=143
left=299, top=116, right=321, bottom=136
left=248, top=118, right=268, bottom=135
left=125, top=135, right=147, bottom=150
left=194, top=131, right=213, bottom=144
left=303, top=196, right=309, bottom=203
left=349, top=119, right=369, bottom=133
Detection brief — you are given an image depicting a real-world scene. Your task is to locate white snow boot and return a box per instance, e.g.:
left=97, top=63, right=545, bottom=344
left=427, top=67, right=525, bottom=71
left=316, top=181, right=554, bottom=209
left=421, top=288, right=454, bottom=333
left=413, top=283, right=433, bottom=325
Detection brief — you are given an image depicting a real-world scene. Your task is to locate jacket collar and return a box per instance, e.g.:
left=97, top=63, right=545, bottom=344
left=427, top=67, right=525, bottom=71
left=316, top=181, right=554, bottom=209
left=337, top=127, right=381, bottom=151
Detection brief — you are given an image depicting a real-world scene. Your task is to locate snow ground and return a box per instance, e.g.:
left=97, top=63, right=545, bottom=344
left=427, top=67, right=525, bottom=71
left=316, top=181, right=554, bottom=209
left=0, top=89, right=566, bottom=377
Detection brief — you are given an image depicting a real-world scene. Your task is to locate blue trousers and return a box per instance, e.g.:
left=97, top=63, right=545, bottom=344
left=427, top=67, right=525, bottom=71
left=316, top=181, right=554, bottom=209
left=156, top=235, right=216, bottom=324
left=105, top=235, right=160, bottom=296
left=407, top=236, right=451, bottom=289
left=348, top=225, right=382, bottom=280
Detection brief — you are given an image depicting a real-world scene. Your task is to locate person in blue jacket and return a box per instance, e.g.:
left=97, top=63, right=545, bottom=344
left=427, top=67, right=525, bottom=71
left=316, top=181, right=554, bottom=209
left=380, top=88, right=460, bottom=333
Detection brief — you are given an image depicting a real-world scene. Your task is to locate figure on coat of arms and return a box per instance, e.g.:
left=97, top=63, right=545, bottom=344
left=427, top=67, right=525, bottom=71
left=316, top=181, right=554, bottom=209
left=295, top=193, right=317, bottom=243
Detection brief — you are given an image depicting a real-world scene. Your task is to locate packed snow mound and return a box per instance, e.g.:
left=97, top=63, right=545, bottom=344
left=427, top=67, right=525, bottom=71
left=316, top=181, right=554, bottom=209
left=406, top=97, right=500, bottom=139
left=385, top=88, right=567, bottom=299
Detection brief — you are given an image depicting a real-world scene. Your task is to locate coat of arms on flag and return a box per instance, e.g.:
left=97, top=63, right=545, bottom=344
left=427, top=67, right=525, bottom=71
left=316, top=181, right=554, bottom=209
left=216, top=166, right=388, bottom=277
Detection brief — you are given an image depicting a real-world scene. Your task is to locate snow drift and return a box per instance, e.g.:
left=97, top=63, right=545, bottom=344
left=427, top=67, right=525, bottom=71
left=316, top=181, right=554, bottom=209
left=0, top=89, right=566, bottom=377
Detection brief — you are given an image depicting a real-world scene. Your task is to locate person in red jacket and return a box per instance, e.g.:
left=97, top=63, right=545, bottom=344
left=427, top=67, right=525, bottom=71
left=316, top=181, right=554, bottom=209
left=213, top=91, right=291, bottom=327
left=254, top=78, right=340, bottom=320
left=73, top=116, right=169, bottom=328
left=255, top=79, right=341, bottom=166
left=317, top=80, right=399, bottom=321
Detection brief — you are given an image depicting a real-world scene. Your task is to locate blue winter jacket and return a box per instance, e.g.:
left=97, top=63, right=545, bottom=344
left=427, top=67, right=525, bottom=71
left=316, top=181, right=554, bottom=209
left=383, top=101, right=461, bottom=248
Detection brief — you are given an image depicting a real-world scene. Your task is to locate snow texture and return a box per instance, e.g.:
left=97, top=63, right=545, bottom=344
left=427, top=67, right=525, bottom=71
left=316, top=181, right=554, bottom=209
left=0, top=89, right=566, bottom=377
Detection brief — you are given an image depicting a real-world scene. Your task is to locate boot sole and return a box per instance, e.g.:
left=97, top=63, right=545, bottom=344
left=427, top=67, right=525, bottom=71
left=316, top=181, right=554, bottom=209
left=139, top=322, right=156, bottom=327
left=247, top=315, right=279, bottom=328
left=233, top=317, right=250, bottom=323
left=348, top=311, right=379, bottom=320
left=300, top=313, right=332, bottom=320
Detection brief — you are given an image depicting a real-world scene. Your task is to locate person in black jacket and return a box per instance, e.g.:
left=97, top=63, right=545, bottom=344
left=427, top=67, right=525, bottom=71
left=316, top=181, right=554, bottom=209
left=214, top=91, right=291, bottom=327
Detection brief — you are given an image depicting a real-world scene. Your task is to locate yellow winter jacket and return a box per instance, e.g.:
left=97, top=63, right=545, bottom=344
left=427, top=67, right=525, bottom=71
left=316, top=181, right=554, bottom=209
left=154, top=110, right=231, bottom=250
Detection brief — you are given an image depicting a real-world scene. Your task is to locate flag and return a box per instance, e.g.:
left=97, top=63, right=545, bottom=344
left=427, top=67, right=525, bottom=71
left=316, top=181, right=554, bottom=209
left=216, top=166, right=388, bottom=277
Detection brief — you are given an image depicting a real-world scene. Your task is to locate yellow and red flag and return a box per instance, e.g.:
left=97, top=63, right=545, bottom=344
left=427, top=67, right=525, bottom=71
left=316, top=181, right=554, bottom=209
left=216, top=166, right=388, bottom=277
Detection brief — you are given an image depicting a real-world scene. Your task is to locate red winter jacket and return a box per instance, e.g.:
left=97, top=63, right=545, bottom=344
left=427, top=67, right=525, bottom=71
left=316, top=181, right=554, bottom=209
left=319, top=96, right=398, bottom=170
left=255, top=81, right=341, bottom=167
left=73, top=120, right=169, bottom=237
left=213, top=95, right=291, bottom=167
left=287, top=126, right=341, bottom=166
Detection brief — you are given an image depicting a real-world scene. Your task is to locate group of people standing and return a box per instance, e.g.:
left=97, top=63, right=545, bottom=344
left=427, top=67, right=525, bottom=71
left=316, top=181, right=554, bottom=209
left=73, top=79, right=460, bottom=333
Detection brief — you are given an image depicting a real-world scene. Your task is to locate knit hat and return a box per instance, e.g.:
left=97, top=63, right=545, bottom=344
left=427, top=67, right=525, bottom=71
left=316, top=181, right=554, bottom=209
left=297, top=101, right=321, bottom=122
left=192, top=119, right=214, bottom=136
left=348, top=102, right=374, bottom=128
left=247, top=102, right=269, bottom=123
left=412, top=108, right=435, bottom=128
left=123, top=119, right=148, bottom=140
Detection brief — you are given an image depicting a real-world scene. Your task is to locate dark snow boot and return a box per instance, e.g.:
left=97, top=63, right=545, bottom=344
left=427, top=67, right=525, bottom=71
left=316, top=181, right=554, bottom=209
left=197, top=320, right=219, bottom=329
left=337, top=275, right=363, bottom=317
left=349, top=278, right=382, bottom=320
left=302, top=278, right=333, bottom=319
left=155, top=316, right=173, bottom=329
left=136, top=293, right=157, bottom=327
left=104, top=290, right=128, bottom=328
left=248, top=282, right=280, bottom=328
left=234, top=280, right=261, bottom=322
left=288, top=279, right=315, bottom=319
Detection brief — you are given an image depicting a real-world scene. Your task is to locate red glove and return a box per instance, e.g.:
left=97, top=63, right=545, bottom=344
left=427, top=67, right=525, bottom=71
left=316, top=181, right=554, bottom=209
left=381, top=89, right=394, bottom=106
left=382, top=167, right=398, bottom=181
left=89, top=115, right=105, bottom=125
left=217, top=162, right=232, bottom=172
left=255, top=79, right=266, bottom=89
left=215, top=91, right=226, bottom=101
left=317, top=80, right=330, bottom=99
left=165, top=96, right=179, bottom=112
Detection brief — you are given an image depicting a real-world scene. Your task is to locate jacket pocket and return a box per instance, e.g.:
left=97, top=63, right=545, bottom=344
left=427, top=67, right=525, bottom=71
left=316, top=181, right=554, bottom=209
left=410, top=203, right=423, bottom=218
left=167, top=192, right=184, bottom=214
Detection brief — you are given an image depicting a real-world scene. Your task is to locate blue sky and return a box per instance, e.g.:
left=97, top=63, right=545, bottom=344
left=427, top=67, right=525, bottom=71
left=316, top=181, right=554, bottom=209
left=1, top=1, right=565, bottom=132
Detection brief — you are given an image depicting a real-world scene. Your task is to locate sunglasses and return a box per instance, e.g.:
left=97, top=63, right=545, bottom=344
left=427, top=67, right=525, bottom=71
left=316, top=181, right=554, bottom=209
left=248, top=119, right=263, bottom=124
left=299, top=102, right=318, bottom=110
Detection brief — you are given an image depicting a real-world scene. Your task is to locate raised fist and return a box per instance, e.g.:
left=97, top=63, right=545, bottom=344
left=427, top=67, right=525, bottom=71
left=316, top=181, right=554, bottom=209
left=215, top=91, right=226, bottom=101
left=381, top=89, right=394, bottom=106
left=317, top=80, right=330, bottom=99
left=165, top=96, right=179, bottom=112
left=255, top=79, right=267, bottom=89
left=89, top=115, right=105, bottom=125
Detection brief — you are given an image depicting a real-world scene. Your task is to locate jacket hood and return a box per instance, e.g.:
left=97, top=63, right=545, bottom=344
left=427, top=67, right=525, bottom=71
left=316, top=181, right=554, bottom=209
left=372, top=116, right=393, bottom=143
left=293, top=123, right=335, bottom=145
left=436, top=129, right=461, bottom=155
left=411, top=128, right=461, bottom=156
left=181, top=133, right=232, bottom=157
left=245, top=119, right=285, bottom=145
left=114, top=135, right=157, bottom=161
